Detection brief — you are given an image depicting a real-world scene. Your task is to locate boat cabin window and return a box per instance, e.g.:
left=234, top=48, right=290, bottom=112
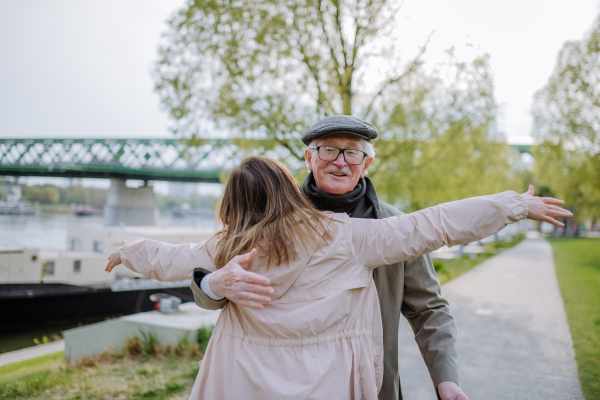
left=93, top=241, right=103, bottom=253
left=71, top=238, right=81, bottom=251
left=73, top=260, right=81, bottom=273
left=45, top=262, right=55, bottom=275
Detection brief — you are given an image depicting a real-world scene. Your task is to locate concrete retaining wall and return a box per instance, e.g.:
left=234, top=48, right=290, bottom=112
left=64, top=302, right=220, bottom=362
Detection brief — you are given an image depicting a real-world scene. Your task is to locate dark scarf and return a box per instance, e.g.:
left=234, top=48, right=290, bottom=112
left=300, top=172, right=381, bottom=219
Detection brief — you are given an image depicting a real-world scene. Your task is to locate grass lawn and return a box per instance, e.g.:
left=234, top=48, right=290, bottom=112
left=0, top=352, right=64, bottom=385
left=0, top=351, right=200, bottom=400
left=435, top=253, right=496, bottom=285
left=549, top=238, right=600, bottom=400
left=0, top=328, right=213, bottom=399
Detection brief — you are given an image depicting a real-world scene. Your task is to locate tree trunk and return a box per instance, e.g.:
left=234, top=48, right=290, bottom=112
left=341, top=66, right=353, bottom=115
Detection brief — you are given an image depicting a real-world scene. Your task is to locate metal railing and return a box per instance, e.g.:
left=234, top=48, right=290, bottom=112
left=0, top=138, right=233, bottom=182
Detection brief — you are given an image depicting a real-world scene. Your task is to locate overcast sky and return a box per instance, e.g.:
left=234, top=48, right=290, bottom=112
left=0, top=0, right=598, bottom=147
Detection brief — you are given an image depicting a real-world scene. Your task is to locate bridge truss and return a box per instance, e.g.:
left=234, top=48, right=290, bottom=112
left=0, top=138, right=237, bottom=182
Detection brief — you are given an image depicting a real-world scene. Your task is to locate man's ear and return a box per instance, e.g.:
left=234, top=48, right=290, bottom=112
left=304, top=148, right=314, bottom=172
left=361, top=158, right=373, bottom=178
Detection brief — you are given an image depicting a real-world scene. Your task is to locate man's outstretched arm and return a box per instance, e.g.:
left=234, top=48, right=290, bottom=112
left=401, top=253, right=469, bottom=400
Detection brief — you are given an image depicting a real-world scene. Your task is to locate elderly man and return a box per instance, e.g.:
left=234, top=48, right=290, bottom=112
left=191, top=115, right=469, bottom=400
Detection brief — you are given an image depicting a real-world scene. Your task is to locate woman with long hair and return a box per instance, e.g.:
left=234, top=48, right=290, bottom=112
left=106, top=156, right=571, bottom=400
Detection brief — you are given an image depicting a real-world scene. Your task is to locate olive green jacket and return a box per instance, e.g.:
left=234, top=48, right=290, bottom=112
left=191, top=200, right=459, bottom=400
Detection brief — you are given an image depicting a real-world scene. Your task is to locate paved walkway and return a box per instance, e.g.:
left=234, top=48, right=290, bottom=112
left=0, top=340, right=64, bottom=367
left=397, top=238, right=584, bottom=399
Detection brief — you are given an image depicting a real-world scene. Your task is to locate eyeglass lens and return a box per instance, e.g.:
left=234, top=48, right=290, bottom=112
left=318, top=146, right=365, bottom=165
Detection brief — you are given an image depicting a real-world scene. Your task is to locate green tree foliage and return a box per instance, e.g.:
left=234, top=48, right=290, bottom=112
left=369, top=53, right=520, bottom=211
left=532, top=14, right=600, bottom=218
left=532, top=141, right=600, bottom=221
left=65, top=185, right=91, bottom=205
left=154, top=0, right=418, bottom=162
left=20, top=184, right=108, bottom=207
left=155, top=1, right=518, bottom=206
left=21, top=185, right=60, bottom=204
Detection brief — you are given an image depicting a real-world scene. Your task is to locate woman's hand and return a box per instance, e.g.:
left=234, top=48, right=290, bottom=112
left=210, top=249, right=274, bottom=310
left=105, top=240, right=125, bottom=273
left=522, top=185, right=573, bottom=227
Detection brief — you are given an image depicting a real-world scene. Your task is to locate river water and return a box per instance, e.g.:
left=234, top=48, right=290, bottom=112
left=0, top=211, right=216, bottom=354
left=0, top=212, right=216, bottom=250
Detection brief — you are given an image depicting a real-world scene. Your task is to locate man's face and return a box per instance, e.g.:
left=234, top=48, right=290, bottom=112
left=304, top=134, right=373, bottom=195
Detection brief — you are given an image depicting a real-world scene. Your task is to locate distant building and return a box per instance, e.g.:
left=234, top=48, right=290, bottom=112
left=0, top=179, right=21, bottom=202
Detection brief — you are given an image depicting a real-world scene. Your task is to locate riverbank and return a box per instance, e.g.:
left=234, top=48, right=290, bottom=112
left=0, top=211, right=217, bottom=355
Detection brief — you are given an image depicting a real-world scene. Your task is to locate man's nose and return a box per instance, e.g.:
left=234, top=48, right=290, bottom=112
left=332, top=152, right=347, bottom=167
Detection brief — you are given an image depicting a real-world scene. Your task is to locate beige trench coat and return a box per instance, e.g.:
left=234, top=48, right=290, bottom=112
left=119, top=191, right=528, bottom=400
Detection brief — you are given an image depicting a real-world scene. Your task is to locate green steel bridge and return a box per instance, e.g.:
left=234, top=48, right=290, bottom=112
left=0, top=138, right=532, bottom=184
left=510, top=144, right=532, bottom=154
left=0, top=138, right=232, bottom=183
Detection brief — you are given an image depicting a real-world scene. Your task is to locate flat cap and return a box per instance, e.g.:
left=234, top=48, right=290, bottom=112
left=302, top=115, right=378, bottom=145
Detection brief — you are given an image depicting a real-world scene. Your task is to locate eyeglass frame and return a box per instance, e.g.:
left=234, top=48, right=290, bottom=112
left=308, top=145, right=369, bottom=165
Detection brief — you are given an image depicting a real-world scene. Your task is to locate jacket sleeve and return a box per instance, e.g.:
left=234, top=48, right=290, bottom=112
left=401, top=252, right=460, bottom=390
left=350, top=191, right=528, bottom=269
left=190, top=268, right=229, bottom=310
left=119, top=237, right=216, bottom=282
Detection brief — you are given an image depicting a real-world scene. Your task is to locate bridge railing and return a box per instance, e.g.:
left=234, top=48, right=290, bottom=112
left=0, top=138, right=235, bottom=182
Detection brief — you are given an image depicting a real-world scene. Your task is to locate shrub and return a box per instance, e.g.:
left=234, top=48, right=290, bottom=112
left=175, top=335, right=202, bottom=358
left=139, top=330, right=167, bottom=356
left=432, top=261, right=445, bottom=271
left=123, top=337, right=144, bottom=357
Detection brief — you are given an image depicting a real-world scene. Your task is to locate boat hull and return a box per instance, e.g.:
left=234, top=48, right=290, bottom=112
left=0, top=283, right=195, bottom=329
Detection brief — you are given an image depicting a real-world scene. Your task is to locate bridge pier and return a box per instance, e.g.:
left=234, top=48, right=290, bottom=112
left=103, top=179, right=159, bottom=226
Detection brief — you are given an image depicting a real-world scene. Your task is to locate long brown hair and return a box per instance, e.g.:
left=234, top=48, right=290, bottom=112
left=212, top=156, right=332, bottom=269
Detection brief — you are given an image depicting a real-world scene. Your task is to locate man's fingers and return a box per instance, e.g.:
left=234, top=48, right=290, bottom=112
left=234, top=290, right=271, bottom=310
left=234, top=248, right=258, bottom=267
left=238, top=290, right=272, bottom=304
left=237, top=300, right=264, bottom=310
left=240, top=280, right=274, bottom=296
left=240, top=270, right=272, bottom=289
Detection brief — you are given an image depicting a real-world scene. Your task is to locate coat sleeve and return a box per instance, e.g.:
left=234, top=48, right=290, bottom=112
left=190, top=268, right=229, bottom=310
left=401, top=252, right=460, bottom=391
left=119, top=237, right=217, bottom=282
left=350, top=191, right=528, bottom=269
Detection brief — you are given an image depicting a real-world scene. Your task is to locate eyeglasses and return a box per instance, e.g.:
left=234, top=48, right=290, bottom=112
left=309, top=145, right=368, bottom=165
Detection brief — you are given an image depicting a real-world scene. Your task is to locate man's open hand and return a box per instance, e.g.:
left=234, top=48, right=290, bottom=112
left=522, top=185, right=573, bottom=227
left=438, top=381, right=469, bottom=400
left=210, top=249, right=274, bottom=310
